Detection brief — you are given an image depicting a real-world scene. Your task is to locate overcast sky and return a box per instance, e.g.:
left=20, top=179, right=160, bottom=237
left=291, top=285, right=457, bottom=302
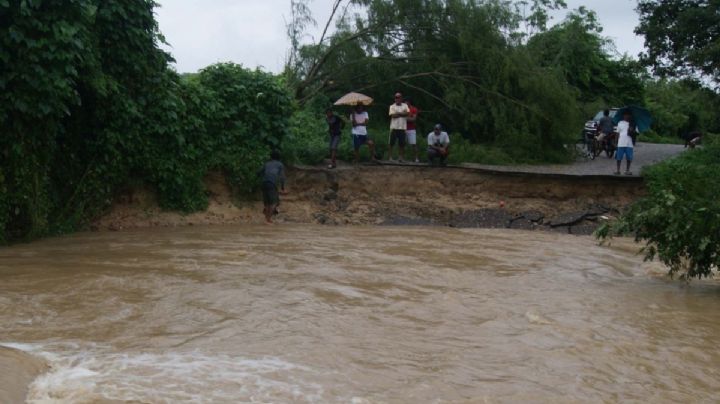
left=155, top=0, right=645, bottom=74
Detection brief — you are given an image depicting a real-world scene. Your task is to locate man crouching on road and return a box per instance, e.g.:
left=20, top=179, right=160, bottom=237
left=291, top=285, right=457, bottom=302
left=427, top=124, right=450, bottom=166
left=257, top=149, right=288, bottom=224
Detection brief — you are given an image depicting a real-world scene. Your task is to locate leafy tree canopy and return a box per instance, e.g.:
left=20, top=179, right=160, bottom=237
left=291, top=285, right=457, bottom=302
left=636, top=0, right=720, bottom=82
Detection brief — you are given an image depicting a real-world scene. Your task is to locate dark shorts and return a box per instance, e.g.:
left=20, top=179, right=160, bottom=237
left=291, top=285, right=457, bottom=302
left=261, top=181, right=279, bottom=206
left=353, top=134, right=369, bottom=150
left=389, top=129, right=406, bottom=147
left=329, top=135, right=341, bottom=150
left=428, top=148, right=448, bottom=160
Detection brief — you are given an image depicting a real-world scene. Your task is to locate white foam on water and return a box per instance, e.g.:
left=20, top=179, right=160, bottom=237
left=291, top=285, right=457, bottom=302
left=3, top=343, right=325, bottom=403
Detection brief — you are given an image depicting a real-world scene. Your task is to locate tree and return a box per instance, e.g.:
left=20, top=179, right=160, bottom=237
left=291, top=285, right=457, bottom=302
left=284, top=0, right=582, bottom=163
left=528, top=8, right=645, bottom=106
left=636, top=0, right=720, bottom=82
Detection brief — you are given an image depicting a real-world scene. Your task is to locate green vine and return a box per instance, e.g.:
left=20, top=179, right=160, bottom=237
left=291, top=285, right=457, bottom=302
left=0, top=1, right=291, bottom=242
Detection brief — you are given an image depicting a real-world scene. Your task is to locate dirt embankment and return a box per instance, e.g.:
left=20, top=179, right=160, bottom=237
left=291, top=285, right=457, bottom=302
left=95, top=166, right=644, bottom=235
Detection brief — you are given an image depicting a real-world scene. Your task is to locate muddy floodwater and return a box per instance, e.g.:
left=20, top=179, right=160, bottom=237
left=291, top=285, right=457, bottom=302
left=1, top=225, right=719, bottom=403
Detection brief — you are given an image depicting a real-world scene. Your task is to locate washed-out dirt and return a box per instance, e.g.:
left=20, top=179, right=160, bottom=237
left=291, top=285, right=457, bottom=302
left=95, top=166, right=644, bottom=235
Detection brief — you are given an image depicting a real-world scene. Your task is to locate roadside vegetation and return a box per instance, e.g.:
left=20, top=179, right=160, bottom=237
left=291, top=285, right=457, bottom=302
left=597, top=140, right=720, bottom=280
left=0, top=2, right=290, bottom=242
left=597, top=0, right=720, bottom=280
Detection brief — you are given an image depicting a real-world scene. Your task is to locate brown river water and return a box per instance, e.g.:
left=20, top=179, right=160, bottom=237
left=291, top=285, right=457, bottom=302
left=1, top=225, right=719, bottom=403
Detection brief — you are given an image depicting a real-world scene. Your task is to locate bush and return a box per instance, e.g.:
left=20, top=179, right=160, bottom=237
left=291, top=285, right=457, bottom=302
left=284, top=107, right=329, bottom=165
left=0, top=0, right=292, bottom=242
left=596, top=143, right=720, bottom=279
left=645, top=79, right=720, bottom=137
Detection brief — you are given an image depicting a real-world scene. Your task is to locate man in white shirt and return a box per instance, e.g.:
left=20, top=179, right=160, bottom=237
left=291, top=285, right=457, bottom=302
left=427, top=124, right=450, bottom=166
left=387, top=92, right=409, bottom=162
left=350, top=105, right=376, bottom=163
left=615, top=112, right=636, bottom=175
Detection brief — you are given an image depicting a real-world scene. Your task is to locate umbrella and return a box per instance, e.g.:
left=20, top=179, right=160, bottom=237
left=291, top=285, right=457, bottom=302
left=612, top=105, right=653, bottom=133
left=334, top=92, right=373, bottom=106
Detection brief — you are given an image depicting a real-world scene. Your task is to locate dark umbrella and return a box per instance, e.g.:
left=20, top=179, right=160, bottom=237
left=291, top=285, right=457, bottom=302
left=612, top=105, right=653, bottom=133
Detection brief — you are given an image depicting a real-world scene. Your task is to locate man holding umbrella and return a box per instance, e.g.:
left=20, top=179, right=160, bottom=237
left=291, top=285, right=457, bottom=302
left=615, top=111, right=636, bottom=175
left=612, top=105, right=651, bottom=175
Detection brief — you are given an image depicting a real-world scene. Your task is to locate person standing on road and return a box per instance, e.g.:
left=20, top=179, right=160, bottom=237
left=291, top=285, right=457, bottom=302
left=615, top=112, right=635, bottom=176
left=257, top=149, right=288, bottom=225
left=326, top=108, right=344, bottom=169
left=427, top=124, right=450, bottom=166
left=350, top=104, right=376, bottom=163
left=387, top=92, right=409, bottom=162
left=405, top=98, right=420, bottom=163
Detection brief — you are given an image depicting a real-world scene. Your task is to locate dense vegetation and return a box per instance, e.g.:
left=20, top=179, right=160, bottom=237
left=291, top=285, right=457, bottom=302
left=597, top=140, right=720, bottom=279
left=284, top=1, right=597, bottom=163
left=282, top=0, right=719, bottom=161
left=637, top=0, right=720, bottom=81
left=0, top=1, right=290, bottom=243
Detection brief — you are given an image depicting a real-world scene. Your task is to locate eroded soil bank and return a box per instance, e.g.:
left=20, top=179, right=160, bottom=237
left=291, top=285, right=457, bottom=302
left=95, top=166, right=644, bottom=235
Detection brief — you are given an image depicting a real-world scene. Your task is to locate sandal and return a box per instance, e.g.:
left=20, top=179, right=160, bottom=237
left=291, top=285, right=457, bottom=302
left=625, top=171, right=633, bottom=176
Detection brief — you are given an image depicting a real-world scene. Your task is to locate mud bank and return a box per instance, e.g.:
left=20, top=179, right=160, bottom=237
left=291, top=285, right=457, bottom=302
left=0, top=346, right=47, bottom=403
left=95, top=166, right=644, bottom=234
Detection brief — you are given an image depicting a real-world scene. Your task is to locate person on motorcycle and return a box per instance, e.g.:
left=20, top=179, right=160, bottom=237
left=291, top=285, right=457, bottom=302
left=597, top=109, right=614, bottom=145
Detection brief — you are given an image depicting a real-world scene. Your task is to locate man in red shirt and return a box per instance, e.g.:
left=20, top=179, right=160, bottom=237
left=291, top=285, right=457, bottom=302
left=405, top=98, right=419, bottom=163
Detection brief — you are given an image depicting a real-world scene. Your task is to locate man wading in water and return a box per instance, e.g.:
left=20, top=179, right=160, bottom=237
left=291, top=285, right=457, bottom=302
left=257, top=150, right=287, bottom=224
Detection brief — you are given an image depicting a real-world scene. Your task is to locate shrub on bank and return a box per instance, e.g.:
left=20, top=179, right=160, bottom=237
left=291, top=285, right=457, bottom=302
left=596, top=142, right=720, bottom=279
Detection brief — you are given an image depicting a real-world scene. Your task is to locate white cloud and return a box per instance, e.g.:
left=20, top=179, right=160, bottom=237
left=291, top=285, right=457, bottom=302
left=550, top=0, right=645, bottom=58
left=156, top=0, right=645, bottom=73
